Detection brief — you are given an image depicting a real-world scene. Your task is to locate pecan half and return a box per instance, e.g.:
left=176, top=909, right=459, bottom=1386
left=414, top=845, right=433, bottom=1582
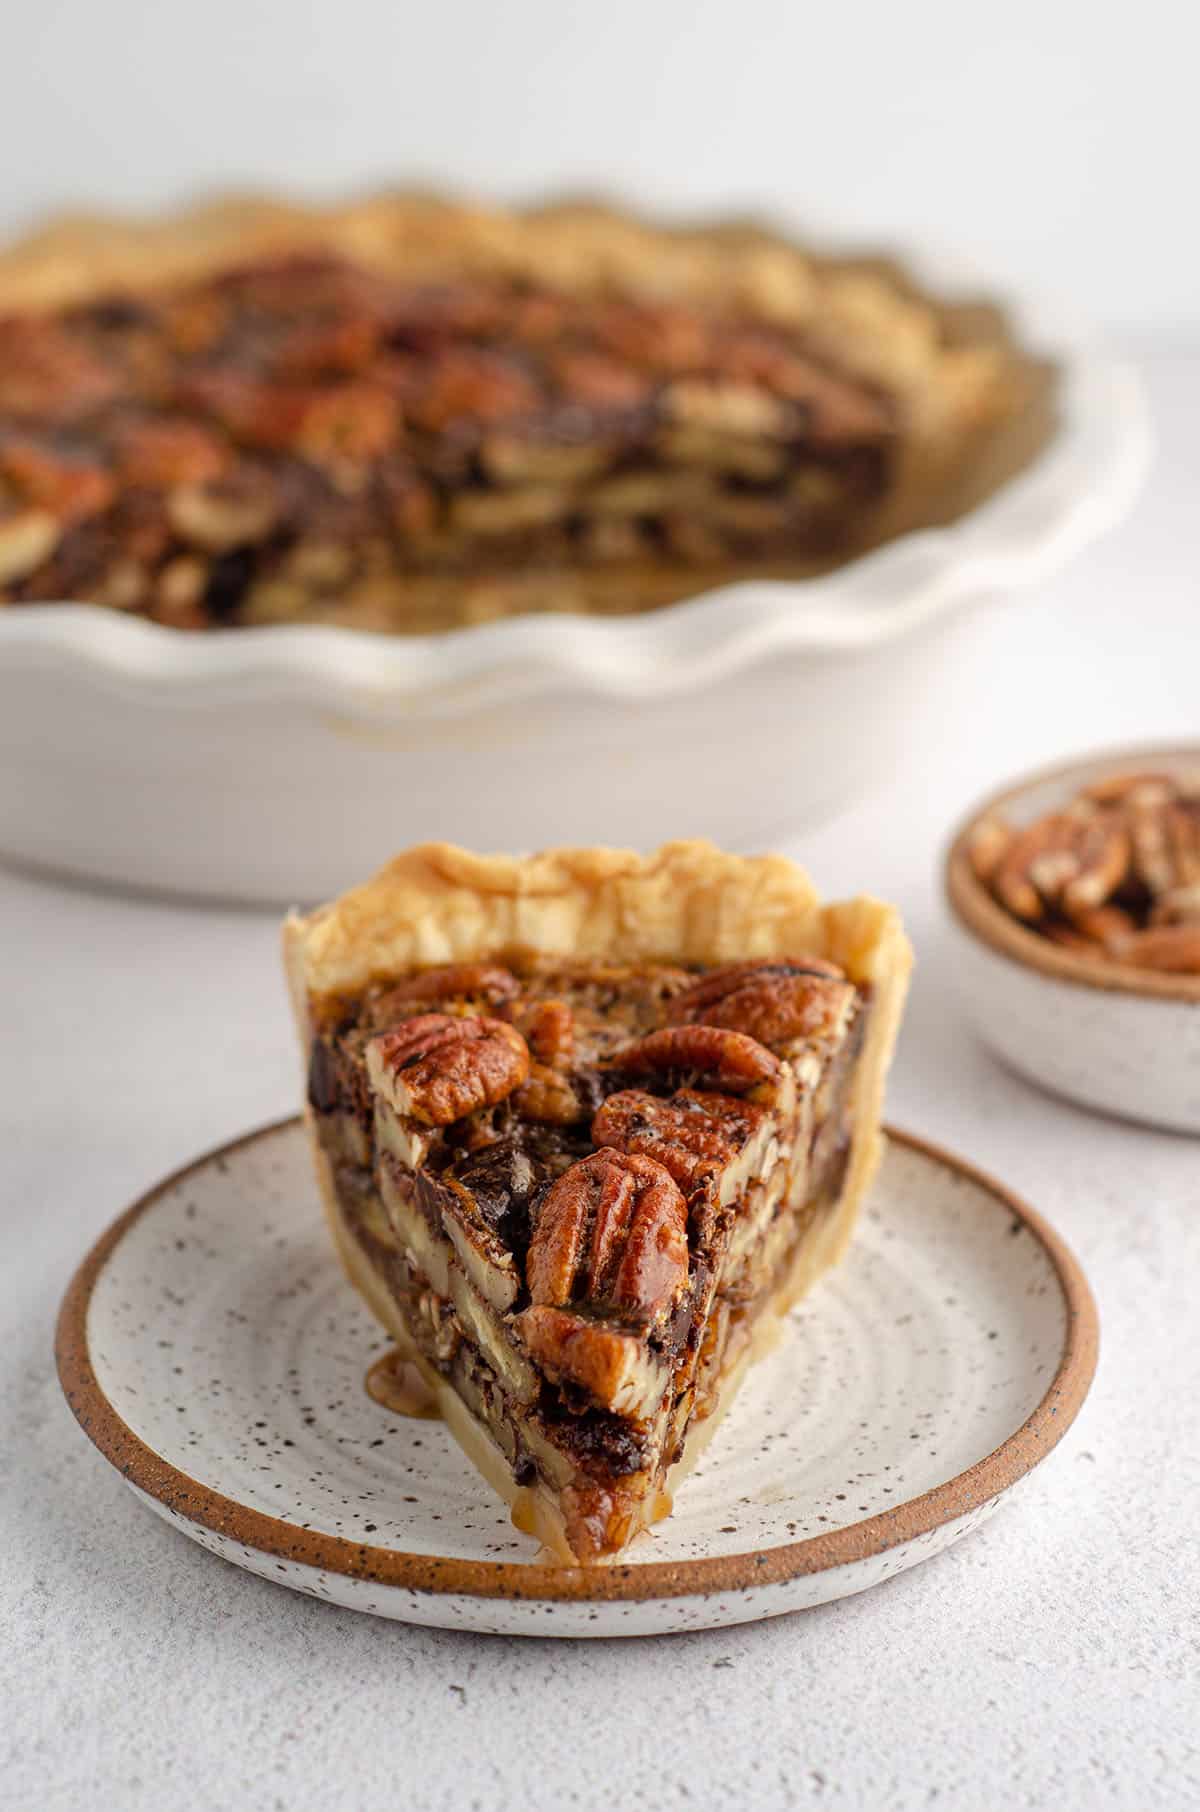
left=275, top=315, right=381, bottom=379
left=526, top=1148, right=688, bottom=1323
left=591, top=1088, right=769, bottom=1193
left=1151, top=883, right=1200, bottom=928
left=1, top=442, right=116, bottom=522
left=510, top=998, right=582, bottom=1123
left=665, top=959, right=853, bottom=1049
left=668, top=958, right=842, bottom=1015
left=1128, top=800, right=1200, bottom=900
left=1062, top=903, right=1139, bottom=949
left=965, top=813, right=1013, bottom=886
left=993, top=808, right=1130, bottom=921
left=610, top=1024, right=780, bottom=1092
left=1108, top=925, right=1200, bottom=973
left=115, top=419, right=231, bottom=488
left=294, top=383, right=400, bottom=467
left=516, top=1307, right=668, bottom=1418
left=409, top=349, right=540, bottom=431
left=555, top=351, right=652, bottom=408
left=0, top=317, right=120, bottom=420
left=513, top=1065, right=583, bottom=1125
left=513, top=997, right=575, bottom=1065
left=371, top=962, right=518, bottom=1024
left=366, top=1013, right=529, bottom=1126
left=592, top=300, right=712, bottom=372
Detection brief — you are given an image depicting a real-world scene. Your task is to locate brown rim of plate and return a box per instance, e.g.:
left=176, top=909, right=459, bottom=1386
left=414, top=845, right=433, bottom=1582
left=945, top=740, right=1200, bottom=1005
left=55, top=1115, right=1098, bottom=1605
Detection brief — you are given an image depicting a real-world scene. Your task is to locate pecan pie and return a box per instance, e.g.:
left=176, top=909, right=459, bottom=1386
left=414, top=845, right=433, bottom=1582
left=968, top=769, right=1200, bottom=973
left=0, top=196, right=1010, bottom=631
left=284, top=841, right=911, bottom=1562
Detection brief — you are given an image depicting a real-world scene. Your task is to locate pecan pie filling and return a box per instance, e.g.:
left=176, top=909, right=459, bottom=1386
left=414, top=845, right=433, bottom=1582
left=306, top=953, right=869, bottom=1560
left=0, top=255, right=898, bottom=630
left=0, top=187, right=1013, bottom=634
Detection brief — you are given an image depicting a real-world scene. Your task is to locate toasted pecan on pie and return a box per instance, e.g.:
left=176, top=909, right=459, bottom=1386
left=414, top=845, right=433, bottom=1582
left=284, top=840, right=911, bottom=1563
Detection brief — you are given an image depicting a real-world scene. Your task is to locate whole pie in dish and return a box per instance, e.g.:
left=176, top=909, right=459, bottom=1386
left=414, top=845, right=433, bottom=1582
left=0, top=195, right=1012, bottom=633
left=284, top=841, right=911, bottom=1562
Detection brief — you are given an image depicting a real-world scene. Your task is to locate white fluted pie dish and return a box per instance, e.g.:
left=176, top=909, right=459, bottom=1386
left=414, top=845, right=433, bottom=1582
left=0, top=227, right=1148, bottom=904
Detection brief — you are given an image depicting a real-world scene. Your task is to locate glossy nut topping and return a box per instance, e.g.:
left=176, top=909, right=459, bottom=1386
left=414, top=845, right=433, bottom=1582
left=526, top=1147, right=688, bottom=1322
left=516, top=1306, right=665, bottom=1417
left=591, top=1087, right=768, bottom=1192
left=366, top=1012, right=529, bottom=1126
left=665, top=958, right=852, bottom=1048
left=514, top=997, right=575, bottom=1066
left=508, top=997, right=582, bottom=1124
left=991, top=809, right=1131, bottom=921
left=611, top=1022, right=781, bottom=1091
left=371, top=962, right=519, bottom=1024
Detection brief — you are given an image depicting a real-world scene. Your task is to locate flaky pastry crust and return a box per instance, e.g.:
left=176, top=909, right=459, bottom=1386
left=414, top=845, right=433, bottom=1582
left=285, top=838, right=902, bottom=1001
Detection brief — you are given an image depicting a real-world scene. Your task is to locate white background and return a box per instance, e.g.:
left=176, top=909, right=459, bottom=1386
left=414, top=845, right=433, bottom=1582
left=4, top=16, right=1200, bottom=1810
left=2, top=0, right=1196, bottom=334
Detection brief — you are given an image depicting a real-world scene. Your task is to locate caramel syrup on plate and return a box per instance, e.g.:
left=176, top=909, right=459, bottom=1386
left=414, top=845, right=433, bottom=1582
left=510, top=1488, right=539, bottom=1538
left=364, top=1348, right=441, bottom=1420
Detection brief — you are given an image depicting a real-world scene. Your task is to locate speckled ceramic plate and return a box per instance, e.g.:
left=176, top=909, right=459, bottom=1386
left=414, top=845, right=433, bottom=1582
left=56, top=1119, right=1097, bottom=1637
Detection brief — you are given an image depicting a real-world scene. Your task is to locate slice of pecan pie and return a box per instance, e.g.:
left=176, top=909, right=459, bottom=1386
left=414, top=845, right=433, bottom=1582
left=284, top=841, right=911, bottom=1563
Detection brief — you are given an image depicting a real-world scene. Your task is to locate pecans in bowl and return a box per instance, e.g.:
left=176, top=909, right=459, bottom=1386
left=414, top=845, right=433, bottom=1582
left=965, top=769, right=1200, bottom=975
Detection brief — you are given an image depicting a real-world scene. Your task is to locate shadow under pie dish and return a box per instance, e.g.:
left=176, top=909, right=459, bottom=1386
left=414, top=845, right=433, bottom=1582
left=284, top=840, right=911, bottom=1563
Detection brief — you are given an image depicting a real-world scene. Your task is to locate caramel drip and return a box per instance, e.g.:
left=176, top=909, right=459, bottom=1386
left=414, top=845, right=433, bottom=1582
left=510, top=1487, right=539, bottom=1537
left=363, top=1348, right=442, bottom=1420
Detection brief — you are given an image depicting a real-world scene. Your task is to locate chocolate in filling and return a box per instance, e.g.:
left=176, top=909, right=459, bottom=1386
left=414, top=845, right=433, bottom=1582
left=310, top=952, right=869, bottom=1541
left=1, top=251, right=898, bottom=631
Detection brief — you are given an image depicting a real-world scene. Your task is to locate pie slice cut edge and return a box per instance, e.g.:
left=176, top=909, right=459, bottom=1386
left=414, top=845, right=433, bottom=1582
left=283, top=840, right=912, bottom=1564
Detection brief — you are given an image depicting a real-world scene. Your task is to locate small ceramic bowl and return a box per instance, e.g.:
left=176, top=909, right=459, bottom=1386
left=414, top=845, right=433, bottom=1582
left=945, top=744, right=1200, bottom=1133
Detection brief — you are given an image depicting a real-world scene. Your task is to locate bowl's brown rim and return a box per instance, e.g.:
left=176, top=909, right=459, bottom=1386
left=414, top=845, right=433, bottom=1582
left=55, top=1115, right=1098, bottom=1606
left=945, top=741, right=1200, bottom=1005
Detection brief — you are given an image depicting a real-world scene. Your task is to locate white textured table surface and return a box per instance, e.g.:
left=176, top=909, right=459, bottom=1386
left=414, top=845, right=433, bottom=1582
left=4, top=351, right=1199, bottom=1812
